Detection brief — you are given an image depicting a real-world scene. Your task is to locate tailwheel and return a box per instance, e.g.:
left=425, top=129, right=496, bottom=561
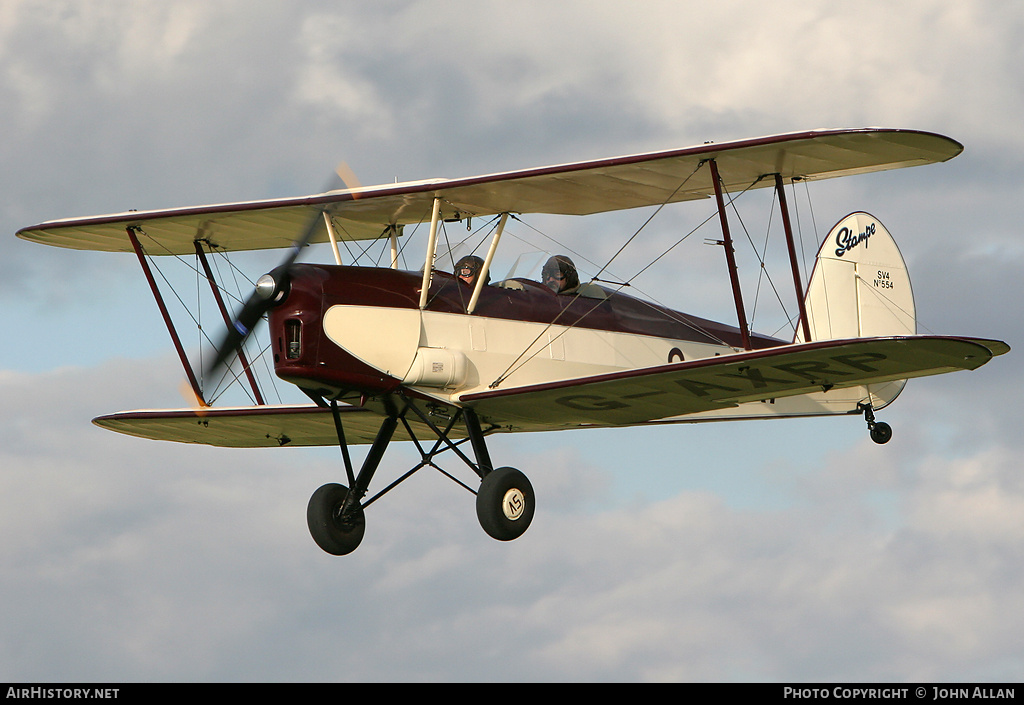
left=870, top=421, right=893, bottom=445
left=859, top=402, right=893, bottom=445
left=476, top=467, right=535, bottom=541
left=307, top=483, right=365, bottom=555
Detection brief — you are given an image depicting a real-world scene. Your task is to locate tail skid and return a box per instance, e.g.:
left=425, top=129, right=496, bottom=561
left=798, top=212, right=916, bottom=410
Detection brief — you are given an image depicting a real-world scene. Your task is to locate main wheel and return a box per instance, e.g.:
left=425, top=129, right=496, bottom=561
left=307, top=483, right=365, bottom=555
left=870, top=421, right=893, bottom=445
left=476, top=467, right=535, bottom=541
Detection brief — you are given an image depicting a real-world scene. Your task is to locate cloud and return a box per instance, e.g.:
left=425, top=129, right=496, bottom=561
left=2, top=356, right=1022, bottom=681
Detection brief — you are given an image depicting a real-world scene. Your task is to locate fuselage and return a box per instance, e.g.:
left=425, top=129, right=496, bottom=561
left=268, top=264, right=784, bottom=404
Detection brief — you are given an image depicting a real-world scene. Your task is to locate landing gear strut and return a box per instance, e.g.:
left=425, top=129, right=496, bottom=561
left=306, top=397, right=534, bottom=555
left=306, top=409, right=396, bottom=555
left=859, top=402, right=893, bottom=445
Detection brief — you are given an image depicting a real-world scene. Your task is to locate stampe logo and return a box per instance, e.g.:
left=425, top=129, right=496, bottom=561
left=835, top=221, right=876, bottom=257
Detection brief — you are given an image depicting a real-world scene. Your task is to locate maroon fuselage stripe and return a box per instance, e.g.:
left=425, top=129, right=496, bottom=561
left=266, top=264, right=784, bottom=396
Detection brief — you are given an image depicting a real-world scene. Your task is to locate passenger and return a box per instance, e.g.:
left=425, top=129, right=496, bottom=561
left=455, top=255, right=489, bottom=287
left=542, top=255, right=579, bottom=294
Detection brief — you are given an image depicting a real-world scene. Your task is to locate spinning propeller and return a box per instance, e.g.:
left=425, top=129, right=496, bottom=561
left=202, top=165, right=358, bottom=388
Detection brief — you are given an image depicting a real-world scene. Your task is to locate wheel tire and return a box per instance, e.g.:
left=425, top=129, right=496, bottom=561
left=870, top=421, right=893, bottom=445
left=307, top=483, right=365, bottom=555
left=476, top=467, right=535, bottom=541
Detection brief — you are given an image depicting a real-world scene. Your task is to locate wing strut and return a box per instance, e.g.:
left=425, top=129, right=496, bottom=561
left=126, top=227, right=206, bottom=405
left=388, top=224, right=401, bottom=269
left=419, top=197, right=443, bottom=309
left=322, top=212, right=344, bottom=266
left=774, top=173, right=813, bottom=343
left=194, top=242, right=265, bottom=405
left=467, top=213, right=509, bottom=314
left=709, top=159, right=752, bottom=350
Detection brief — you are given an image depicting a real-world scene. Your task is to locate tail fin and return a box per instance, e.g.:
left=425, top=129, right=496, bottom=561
left=797, top=212, right=916, bottom=407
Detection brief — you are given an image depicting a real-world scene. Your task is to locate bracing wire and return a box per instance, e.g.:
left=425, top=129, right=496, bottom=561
left=135, top=229, right=286, bottom=406
left=204, top=244, right=283, bottom=404
left=421, top=214, right=506, bottom=310
left=487, top=164, right=832, bottom=388
left=489, top=161, right=714, bottom=388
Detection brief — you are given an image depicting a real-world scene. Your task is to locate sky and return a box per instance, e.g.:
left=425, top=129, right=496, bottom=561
left=2, top=0, right=1022, bottom=683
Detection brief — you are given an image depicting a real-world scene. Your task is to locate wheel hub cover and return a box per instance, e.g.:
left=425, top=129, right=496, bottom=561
left=501, top=488, right=526, bottom=521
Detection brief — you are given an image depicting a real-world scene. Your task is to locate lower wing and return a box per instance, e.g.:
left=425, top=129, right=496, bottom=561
left=92, top=336, right=1007, bottom=447
left=459, top=335, right=1009, bottom=429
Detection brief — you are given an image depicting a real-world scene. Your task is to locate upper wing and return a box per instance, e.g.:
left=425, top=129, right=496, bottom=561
left=17, top=128, right=961, bottom=255
left=459, top=336, right=1008, bottom=431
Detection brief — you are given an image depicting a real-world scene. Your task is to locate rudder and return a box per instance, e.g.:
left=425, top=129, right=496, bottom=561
left=798, top=212, right=915, bottom=342
left=798, top=212, right=915, bottom=408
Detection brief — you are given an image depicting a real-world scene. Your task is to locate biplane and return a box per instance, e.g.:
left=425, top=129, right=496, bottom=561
left=17, top=128, right=1009, bottom=556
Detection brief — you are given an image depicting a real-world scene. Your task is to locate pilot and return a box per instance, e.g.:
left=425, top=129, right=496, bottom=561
left=455, top=255, right=489, bottom=287
left=542, top=255, right=579, bottom=294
